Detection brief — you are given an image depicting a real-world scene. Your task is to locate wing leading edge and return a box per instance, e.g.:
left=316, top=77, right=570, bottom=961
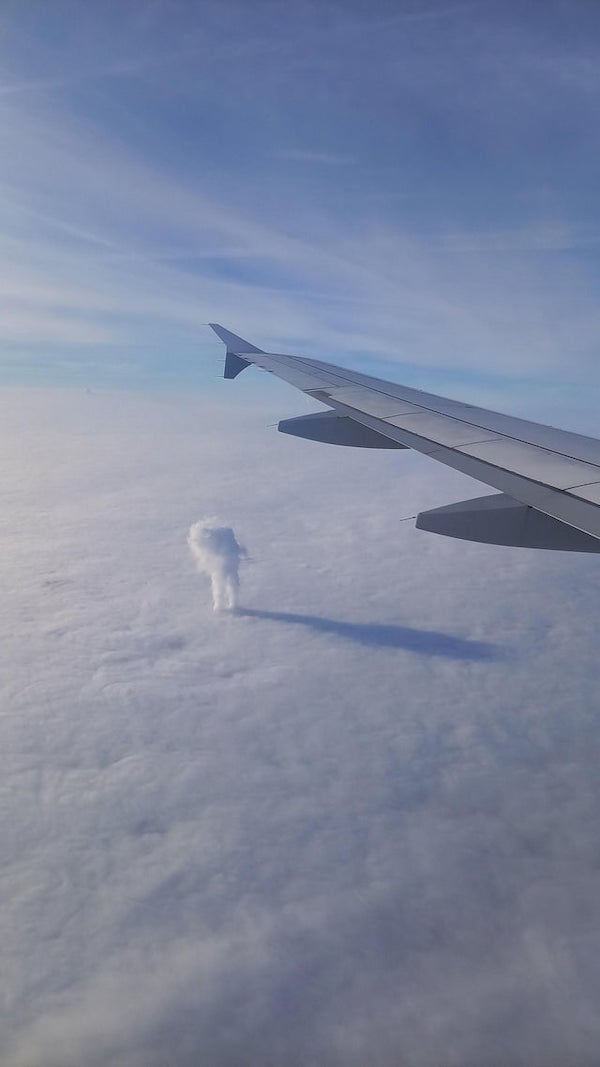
left=209, top=323, right=600, bottom=552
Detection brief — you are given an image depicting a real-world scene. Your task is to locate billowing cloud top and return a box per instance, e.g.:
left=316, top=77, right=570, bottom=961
left=188, top=518, right=247, bottom=611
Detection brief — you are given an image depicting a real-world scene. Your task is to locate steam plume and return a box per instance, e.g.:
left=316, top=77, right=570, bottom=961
left=188, top=519, right=247, bottom=612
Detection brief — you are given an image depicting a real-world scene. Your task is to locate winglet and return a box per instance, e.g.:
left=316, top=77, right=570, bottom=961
left=208, top=323, right=264, bottom=380
left=222, top=350, right=250, bottom=379
left=208, top=324, right=263, bottom=354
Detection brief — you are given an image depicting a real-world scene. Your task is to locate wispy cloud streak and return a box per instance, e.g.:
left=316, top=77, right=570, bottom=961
left=2, top=1, right=600, bottom=402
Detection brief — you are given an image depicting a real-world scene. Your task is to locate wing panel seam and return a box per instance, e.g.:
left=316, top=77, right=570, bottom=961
left=257, top=352, right=600, bottom=470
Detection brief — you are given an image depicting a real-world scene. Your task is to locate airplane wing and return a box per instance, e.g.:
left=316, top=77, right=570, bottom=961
left=209, top=323, right=600, bottom=552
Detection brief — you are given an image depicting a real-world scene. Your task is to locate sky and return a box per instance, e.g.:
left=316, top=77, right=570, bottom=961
left=2, top=0, right=600, bottom=419
left=3, top=2, right=600, bottom=1065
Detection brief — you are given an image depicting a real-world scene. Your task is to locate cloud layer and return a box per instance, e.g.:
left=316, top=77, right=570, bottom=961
left=2, top=385, right=600, bottom=1065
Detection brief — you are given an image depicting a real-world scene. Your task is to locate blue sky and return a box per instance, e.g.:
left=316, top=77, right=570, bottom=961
left=2, top=0, right=600, bottom=422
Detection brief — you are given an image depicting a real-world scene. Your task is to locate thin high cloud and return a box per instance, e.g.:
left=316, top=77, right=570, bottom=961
left=2, top=99, right=597, bottom=391
left=2, top=0, right=600, bottom=398
left=280, top=149, right=356, bottom=166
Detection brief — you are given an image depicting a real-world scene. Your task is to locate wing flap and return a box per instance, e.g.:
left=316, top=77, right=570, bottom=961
left=384, top=410, right=504, bottom=449
left=327, top=386, right=419, bottom=419
left=455, top=438, right=600, bottom=490
left=570, top=482, right=600, bottom=504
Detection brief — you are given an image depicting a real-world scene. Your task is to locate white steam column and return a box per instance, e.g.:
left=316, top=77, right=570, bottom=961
left=188, top=519, right=247, bottom=612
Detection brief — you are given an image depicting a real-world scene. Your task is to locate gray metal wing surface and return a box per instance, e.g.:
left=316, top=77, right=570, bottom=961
left=209, top=323, right=600, bottom=552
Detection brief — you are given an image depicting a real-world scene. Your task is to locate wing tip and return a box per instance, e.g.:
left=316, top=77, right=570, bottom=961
left=208, top=323, right=264, bottom=354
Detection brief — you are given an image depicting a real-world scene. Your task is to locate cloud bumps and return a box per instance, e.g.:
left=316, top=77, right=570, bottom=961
left=2, top=386, right=600, bottom=1065
left=188, top=519, right=247, bottom=611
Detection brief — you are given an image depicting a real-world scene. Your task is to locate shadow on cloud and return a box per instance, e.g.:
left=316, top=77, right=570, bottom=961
left=237, top=608, right=505, bottom=661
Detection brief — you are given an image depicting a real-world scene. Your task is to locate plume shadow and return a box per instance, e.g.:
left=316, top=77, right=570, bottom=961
left=237, top=608, right=505, bottom=661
